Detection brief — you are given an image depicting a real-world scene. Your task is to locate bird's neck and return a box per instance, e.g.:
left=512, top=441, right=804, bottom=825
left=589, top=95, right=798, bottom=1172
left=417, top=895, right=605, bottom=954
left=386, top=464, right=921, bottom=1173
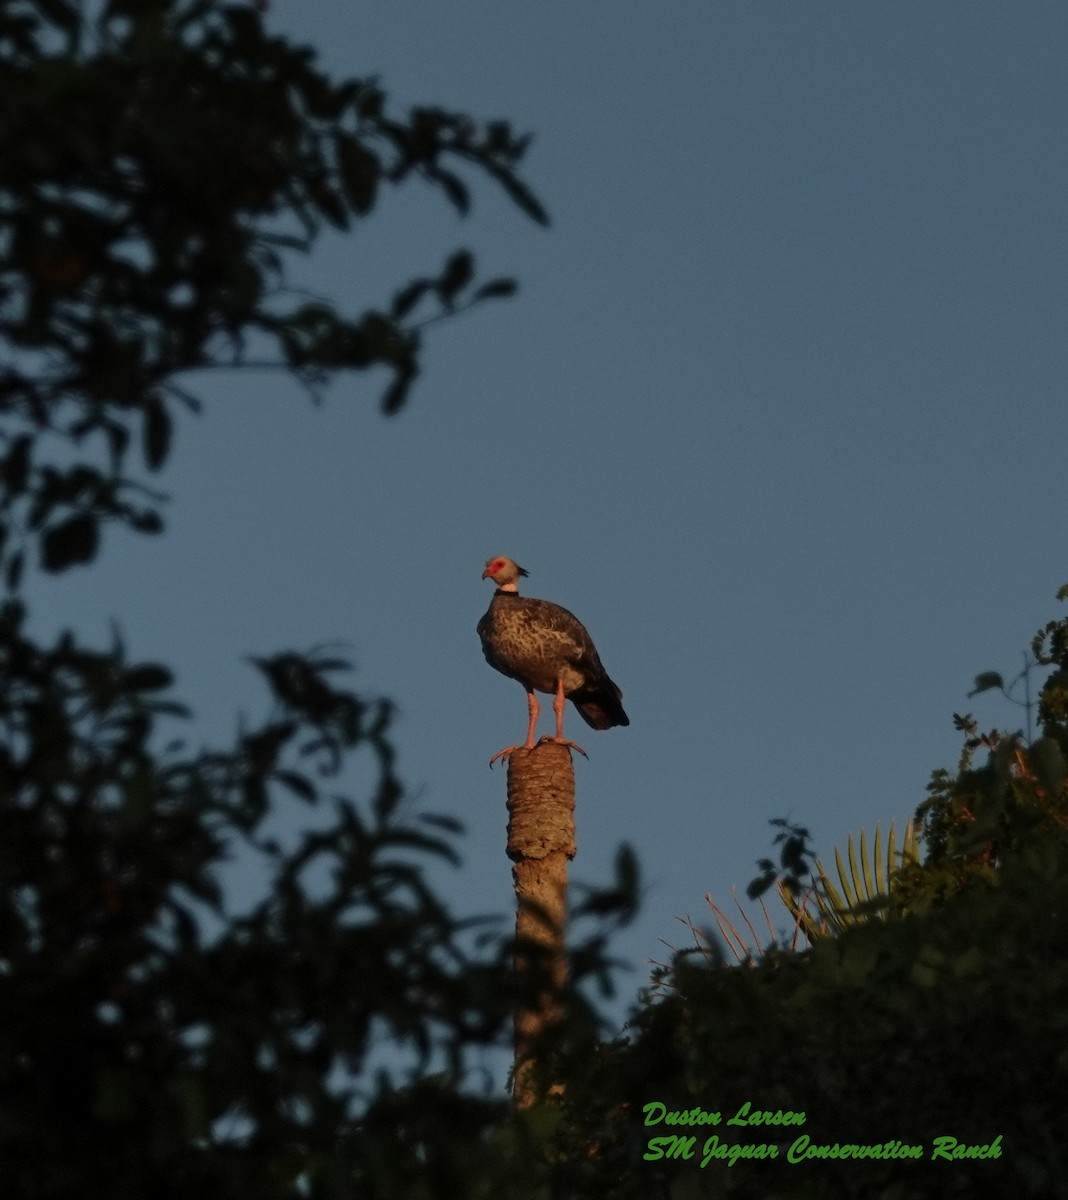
left=496, top=583, right=520, bottom=594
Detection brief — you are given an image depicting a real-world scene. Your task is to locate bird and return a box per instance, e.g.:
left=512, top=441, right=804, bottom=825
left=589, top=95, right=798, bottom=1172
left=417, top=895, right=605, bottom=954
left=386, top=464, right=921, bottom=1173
left=477, top=555, right=629, bottom=765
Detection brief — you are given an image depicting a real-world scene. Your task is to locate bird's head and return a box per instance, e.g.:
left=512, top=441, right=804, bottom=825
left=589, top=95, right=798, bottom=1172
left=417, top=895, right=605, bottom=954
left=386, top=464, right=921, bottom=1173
left=482, top=555, right=529, bottom=590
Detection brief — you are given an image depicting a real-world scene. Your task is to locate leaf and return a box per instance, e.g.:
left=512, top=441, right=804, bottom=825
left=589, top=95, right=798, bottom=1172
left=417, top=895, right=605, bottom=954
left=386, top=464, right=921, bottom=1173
left=244, top=721, right=298, bottom=769
left=858, top=830, right=875, bottom=900
left=5, top=550, right=23, bottom=591
left=103, top=419, right=130, bottom=465
left=223, top=4, right=263, bottom=48
left=1030, top=737, right=1066, bottom=797
left=472, top=278, right=517, bottom=302
left=874, top=824, right=886, bottom=893
left=436, top=250, right=474, bottom=305
left=746, top=868, right=776, bottom=900
left=337, top=136, right=378, bottom=215
left=130, top=510, right=164, bottom=534
left=968, top=671, right=1004, bottom=697
left=275, top=770, right=317, bottom=803
left=391, top=279, right=432, bottom=321
left=3, top=435, right=32, bottom=494
left=143, top=395, right=171, bottom=471
left=381, top=364, right=418, bottom=415
left=614, top=842, right=640, bottom=908
left=418, top=813, right=464, bottom=834
left=910, top=945, right=945, bottom=988
left=818, top=869, right=848, bottom=925
left=835, top=844, right=859, bottom=908
left=42, top=514, right=99, bottom=572
left=951, top=946, right=986, bottom=978
left=35, top=0, right=80, bottom=32
left=834, top=937, right=879, bottom=987
left=485, top=163, right=550, bottom=226
left=92, top=1066, right=138, bottom=1122
left=311, top=183, right=349, bottom=229
left=432, top=167, right=470, bottom=216
left=124, top=665, right=173, bottom=691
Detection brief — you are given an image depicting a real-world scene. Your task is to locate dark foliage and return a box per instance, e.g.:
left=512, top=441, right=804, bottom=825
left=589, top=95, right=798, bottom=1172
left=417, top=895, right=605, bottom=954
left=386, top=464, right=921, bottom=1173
left=1, top=0, right=542, bottom=574
left=6, top=5, right=1066, bottom=1198
left=0, top=603, right=513, bottom=1196
left=542, top=597, right=1068, bottom=1199
left=0, top=4, right=634, bottom=1197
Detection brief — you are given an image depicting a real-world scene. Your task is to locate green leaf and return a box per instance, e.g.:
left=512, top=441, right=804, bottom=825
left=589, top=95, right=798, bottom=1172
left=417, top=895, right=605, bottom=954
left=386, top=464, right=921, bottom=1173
left=41, top=514, right=99, bottom=572
left=818, top=868, right=848, bottom=925
left=834, top=844, right=859, bottom=908
left=874, top=824, right=886, bottom=893
left=858, top=829, right=875, bottom=900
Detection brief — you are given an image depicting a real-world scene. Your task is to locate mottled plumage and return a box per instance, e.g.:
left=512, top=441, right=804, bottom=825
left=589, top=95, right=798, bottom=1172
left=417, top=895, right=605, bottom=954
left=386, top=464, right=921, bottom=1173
left=478, top=555, right=628, bottom=762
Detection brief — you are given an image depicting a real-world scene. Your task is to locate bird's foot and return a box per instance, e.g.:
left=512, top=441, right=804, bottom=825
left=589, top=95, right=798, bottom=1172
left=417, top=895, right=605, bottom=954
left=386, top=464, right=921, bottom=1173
left=538, top=735, right=589, bottom=759
left=488, top=742, right=535, bottom=768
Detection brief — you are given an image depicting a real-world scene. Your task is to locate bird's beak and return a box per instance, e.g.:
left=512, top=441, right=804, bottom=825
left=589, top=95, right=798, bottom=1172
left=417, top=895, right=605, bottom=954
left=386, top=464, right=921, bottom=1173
left=481, top=568, right=492, bottom=579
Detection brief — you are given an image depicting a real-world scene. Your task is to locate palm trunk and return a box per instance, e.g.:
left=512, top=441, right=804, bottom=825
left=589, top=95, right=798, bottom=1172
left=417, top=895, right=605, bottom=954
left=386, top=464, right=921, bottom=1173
left=505, top=741, right=575, bottom=1108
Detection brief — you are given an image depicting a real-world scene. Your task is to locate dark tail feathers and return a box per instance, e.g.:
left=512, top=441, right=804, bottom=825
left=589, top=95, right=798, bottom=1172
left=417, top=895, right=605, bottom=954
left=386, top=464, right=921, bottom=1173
left=571, top=680, right=629, bottom=730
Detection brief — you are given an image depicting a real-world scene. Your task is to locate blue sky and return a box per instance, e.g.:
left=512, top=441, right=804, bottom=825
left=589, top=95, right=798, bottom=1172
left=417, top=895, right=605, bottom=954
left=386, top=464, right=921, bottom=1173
left=25, top=2, right=1068, bottom=1024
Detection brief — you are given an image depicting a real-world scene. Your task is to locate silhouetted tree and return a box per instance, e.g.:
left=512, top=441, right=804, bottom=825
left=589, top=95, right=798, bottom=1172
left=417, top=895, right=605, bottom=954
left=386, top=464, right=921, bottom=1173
left=1, top=0, right=545, bottom=581
left=0, top=4, right=633, bottom=1197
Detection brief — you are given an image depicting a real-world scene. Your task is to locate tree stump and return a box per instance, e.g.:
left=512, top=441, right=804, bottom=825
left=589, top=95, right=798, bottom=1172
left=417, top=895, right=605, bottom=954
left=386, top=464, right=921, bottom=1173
left=504, top=741, right=576, bottom=1109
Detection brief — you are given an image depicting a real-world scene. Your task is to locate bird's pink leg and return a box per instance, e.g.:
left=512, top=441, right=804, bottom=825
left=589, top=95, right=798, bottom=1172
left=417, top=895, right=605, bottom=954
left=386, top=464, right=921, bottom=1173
left=524, top=689, right=540, bottom=748
left=488, top=690, right=540, bottom=766
left=540, top=676, right=588, bottom=759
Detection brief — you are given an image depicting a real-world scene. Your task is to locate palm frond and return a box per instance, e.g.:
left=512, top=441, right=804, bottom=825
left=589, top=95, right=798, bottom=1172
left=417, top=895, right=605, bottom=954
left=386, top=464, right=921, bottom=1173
left=782, top=818, right=920, bottom=943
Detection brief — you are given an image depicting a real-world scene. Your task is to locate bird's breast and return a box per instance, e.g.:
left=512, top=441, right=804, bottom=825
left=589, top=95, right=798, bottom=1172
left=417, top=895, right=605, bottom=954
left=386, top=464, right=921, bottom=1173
left=479, top=601, right=586, bottom=694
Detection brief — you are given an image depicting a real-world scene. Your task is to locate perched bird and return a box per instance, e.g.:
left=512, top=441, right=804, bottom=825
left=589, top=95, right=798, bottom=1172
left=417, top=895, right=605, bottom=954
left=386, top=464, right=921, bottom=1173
left=477, top=555, right=629, bottom=764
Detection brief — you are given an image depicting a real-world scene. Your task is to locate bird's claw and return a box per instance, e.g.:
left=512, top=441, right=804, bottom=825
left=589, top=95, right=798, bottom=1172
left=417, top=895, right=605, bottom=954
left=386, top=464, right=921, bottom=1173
left=538, top=735, right=588, bottom=759
left=489, top=737, right=588, bottom=766
left=488, top=744, right=535, bottom=767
